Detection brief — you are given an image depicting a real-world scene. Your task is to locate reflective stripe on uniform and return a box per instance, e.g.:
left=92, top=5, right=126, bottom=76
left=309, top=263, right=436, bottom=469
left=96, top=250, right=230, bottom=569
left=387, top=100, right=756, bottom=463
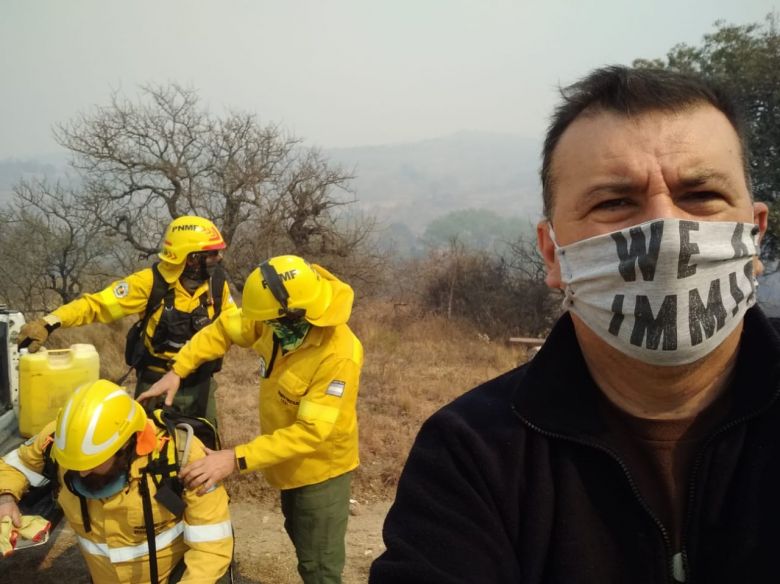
left=298, top=400, right=339, bottom=424
left=95, top=288, right=128, bottom=320
left=2, top=449, right=49, bottom=487
left=78, top=521, right=184, bottom=563
left=183, top=519, right=232, bottom=543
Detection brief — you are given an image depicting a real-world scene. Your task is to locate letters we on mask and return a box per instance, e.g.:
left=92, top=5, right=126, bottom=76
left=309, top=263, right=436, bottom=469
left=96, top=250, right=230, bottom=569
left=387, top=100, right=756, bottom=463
left=606, top=220, right=757, bottom=350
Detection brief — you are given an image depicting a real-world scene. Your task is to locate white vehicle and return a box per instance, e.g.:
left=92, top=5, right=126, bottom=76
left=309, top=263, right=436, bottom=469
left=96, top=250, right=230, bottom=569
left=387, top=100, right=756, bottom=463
left=0, top=306, right=25, bottom=456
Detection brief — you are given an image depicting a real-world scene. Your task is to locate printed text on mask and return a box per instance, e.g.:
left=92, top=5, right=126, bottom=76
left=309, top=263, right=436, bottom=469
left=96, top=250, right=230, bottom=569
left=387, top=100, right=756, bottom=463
left=608, top=221, right=756, bottom=350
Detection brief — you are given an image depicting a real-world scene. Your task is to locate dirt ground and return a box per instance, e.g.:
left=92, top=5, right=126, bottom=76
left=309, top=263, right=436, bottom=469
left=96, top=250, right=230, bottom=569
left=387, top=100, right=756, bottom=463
left=0, top=498, right=391, bottom=583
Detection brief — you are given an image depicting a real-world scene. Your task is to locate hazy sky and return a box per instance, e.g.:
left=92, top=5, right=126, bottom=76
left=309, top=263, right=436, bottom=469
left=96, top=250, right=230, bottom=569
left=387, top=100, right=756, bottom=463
left=1, top=0, right=776, bottom=158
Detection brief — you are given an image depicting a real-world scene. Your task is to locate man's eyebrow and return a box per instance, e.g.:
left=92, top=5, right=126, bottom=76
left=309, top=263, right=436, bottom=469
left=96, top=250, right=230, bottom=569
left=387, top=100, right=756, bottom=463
left=677, top=169, right=735, bottom=189
left=583, top=179, right=643, bottom=198
left=582, top=169, right=737, bottom=199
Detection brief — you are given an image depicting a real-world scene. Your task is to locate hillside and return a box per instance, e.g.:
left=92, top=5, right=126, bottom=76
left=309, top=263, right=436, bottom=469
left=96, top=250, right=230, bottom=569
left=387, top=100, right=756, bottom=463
left=328, top=130, right=543, bottom=232
left=0, top=131, right=544, bottom=233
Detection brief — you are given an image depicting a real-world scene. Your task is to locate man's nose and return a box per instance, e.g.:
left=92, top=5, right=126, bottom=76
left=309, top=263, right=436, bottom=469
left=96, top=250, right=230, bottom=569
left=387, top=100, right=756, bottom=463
left=79, top=469, right=92, bottom=478
left=642, top=192, right=679, bottom=221
left=639, top=169, right=684, bottom=222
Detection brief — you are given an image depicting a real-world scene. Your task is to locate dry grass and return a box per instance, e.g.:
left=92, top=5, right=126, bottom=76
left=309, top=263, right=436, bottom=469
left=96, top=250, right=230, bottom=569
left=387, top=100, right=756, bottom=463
left=349, top=300, right=526, bottom=501
left=42, top=300, right=528, bottom=503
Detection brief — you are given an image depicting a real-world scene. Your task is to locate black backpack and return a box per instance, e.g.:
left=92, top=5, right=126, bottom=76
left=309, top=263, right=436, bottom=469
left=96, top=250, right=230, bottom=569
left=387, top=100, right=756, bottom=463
left=123, top=262, right=226, bottom=377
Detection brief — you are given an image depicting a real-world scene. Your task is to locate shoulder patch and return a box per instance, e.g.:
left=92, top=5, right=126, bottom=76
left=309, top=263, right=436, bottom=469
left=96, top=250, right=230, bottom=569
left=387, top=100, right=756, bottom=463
left=113, top=281, right=130, bottom=298
left=326, top=380, right=345, bottom=398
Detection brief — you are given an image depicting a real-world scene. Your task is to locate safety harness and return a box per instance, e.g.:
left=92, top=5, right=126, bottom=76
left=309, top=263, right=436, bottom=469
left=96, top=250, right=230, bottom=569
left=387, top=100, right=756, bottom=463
left=120, top=262, right=226, bottom=390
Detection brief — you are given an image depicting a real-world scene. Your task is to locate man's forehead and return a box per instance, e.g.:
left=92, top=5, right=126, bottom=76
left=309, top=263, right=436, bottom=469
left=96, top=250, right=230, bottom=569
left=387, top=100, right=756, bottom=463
left=549, top=105, right=743, bottom=182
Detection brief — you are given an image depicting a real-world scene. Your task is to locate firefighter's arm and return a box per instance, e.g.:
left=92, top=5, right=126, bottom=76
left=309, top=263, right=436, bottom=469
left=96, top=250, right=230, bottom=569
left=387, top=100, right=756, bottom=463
left=178, top=439, right=233, bottom=583
left=234, top=355, right=360, bottom=472
left=0, top=422, right=56, bottom=508
left=171, top=308, right=257, bottom=378
left=139, top=308, right=254, bottom=406
left=49, top=269, right=153, bottom=328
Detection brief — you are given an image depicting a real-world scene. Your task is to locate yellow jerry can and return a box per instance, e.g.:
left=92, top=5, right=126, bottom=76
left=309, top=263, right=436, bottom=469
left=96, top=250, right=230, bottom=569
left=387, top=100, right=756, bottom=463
left=18, top=344, right=100, bottom=437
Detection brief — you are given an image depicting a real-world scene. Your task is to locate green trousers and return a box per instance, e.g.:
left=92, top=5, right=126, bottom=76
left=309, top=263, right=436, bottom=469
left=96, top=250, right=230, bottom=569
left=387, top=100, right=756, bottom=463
left=135, top=372, right=219, bottom=430
left=280, top=472, right=353, bottom=584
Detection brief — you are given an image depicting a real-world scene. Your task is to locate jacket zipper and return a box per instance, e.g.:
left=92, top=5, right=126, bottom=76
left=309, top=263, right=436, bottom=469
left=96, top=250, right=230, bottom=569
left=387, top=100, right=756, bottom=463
left=511, top=407, right=675, bottom=583
left=679, top=391, right=780, bottom=584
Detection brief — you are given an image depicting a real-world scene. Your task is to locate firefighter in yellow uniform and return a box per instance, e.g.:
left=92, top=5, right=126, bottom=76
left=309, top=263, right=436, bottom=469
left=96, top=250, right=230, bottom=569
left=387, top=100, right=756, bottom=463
left=17, top=216, right=236, bottom=428
left=140, top=255, right=362, bottom=584
left=0, top=379, right=233, bottom=583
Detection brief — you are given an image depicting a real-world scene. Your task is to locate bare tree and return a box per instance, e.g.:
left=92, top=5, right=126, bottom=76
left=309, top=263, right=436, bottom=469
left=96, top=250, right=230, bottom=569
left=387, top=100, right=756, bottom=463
left=1, top=83, right=379, bottom=313
left=0, top=180, right=112, bottom=311
left=53, top=83, right=369, bottom=274
left=505, top=234, right=561, bottom=335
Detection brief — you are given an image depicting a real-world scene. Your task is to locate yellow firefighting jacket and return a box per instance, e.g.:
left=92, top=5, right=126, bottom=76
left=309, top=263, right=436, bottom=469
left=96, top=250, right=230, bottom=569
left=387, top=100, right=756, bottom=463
left=49, top=266, right=235, bottom=366
left=172, top=265, right=363, bottom=490
left=0, top=421, right=233, bottom=584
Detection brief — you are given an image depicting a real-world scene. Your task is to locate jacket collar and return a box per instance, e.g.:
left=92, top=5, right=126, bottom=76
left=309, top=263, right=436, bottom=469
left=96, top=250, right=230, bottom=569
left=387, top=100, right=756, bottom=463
left=512, top=307, right=780, bottom=440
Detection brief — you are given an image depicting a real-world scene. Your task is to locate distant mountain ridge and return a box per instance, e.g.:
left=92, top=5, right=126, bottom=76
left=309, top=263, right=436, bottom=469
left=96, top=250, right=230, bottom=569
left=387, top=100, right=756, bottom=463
left=0, top=131, right=544, bottom=231
left=327, top=130, right=543, bottom=232
left=0, top=154, right=68, bottom=202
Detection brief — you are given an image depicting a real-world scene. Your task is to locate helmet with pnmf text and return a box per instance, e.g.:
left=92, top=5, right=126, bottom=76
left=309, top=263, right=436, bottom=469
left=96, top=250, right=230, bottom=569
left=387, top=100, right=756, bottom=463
left=242, top=255, right=334, bottom=324
left=52, top=379, right=147, bottom=471
left=158, top=216, right=226, bottom=265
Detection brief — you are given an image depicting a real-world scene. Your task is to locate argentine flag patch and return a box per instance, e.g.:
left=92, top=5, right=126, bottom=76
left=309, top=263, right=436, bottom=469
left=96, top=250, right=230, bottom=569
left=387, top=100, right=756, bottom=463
left=326, top=380, right=346, bottom=397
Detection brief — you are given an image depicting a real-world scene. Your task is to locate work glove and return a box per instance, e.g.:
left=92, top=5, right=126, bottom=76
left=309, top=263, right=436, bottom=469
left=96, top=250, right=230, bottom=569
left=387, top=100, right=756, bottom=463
left=0, top=517, right=16, bottom=557
left=16, top=515, right=50, bottom=543
left=18, top=315, right=61, bottom=353
left=0, top=515, right=51, bottom=557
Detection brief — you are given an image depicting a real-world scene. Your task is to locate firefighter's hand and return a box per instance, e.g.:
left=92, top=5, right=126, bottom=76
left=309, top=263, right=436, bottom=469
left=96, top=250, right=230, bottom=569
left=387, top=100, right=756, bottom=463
left=137, top=370, right=181, bottom=407
left=18, top=319, right=52, bottom=353
left=180, top=448, right=236, bottom=496
left=0, top=494, right=21, bottom=528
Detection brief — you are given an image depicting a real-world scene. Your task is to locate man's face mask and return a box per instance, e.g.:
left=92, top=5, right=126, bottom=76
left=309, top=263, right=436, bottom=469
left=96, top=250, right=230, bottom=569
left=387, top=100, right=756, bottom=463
left=552, top=218, right=760, bottom=366
left=183, top=250, right=222, bottom=282
left=266, top=317, right=311, bottom=352
left=69, top=445, right=132, bottom=499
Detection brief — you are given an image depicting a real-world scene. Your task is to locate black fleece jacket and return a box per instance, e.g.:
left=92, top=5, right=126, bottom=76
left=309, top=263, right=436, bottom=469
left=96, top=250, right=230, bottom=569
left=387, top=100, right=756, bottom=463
left=370, top=308, right=780, bottom=583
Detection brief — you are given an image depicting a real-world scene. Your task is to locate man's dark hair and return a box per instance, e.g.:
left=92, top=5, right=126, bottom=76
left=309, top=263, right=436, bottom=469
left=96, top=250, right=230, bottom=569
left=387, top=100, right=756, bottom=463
left=541, top=65, right=750, bottom=218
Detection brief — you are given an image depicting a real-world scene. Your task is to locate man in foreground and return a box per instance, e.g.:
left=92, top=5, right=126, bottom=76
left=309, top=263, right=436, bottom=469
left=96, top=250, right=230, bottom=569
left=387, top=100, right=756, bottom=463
left=0, top=379, right=233, bottom=583
left=140, top=255, right=362, bottom=584
left=370, top=66, right=776, bottom=583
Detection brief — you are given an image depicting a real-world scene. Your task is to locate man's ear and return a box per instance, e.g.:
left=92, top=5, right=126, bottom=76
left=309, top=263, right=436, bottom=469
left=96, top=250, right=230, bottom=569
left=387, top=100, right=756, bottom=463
left=753, top=201, right=770, bottom=277
left=537, top=219, right=562, bottom=289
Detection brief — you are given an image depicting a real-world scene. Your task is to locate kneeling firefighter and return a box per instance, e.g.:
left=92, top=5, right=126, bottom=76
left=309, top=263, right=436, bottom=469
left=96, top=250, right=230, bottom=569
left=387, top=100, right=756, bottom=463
left=17, top=216, right=236, bottom=428
left=0, top=379, right=233, bottom=583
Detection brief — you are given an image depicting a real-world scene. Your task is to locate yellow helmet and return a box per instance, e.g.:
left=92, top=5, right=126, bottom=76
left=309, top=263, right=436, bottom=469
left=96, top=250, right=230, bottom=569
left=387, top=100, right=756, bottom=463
left=52, top=379, right=147, bottom=471
left=158, top=216, right=226, bottom=265
left=242, top=255, right=333, bottom=322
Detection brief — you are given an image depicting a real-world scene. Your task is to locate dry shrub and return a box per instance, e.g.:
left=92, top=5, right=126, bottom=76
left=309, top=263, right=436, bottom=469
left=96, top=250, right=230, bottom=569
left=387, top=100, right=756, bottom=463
left=36, top=299, right=527, bottom=504
left=350, top=299, right=525, bottom=501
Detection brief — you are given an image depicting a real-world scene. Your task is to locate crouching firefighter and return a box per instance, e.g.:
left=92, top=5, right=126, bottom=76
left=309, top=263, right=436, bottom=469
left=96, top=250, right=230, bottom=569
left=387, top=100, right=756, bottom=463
left=0, top=379, right=233, bottom=583
left=17, top=216, right=236, bottom=428
left=140, top=255, right=363, bottom=584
